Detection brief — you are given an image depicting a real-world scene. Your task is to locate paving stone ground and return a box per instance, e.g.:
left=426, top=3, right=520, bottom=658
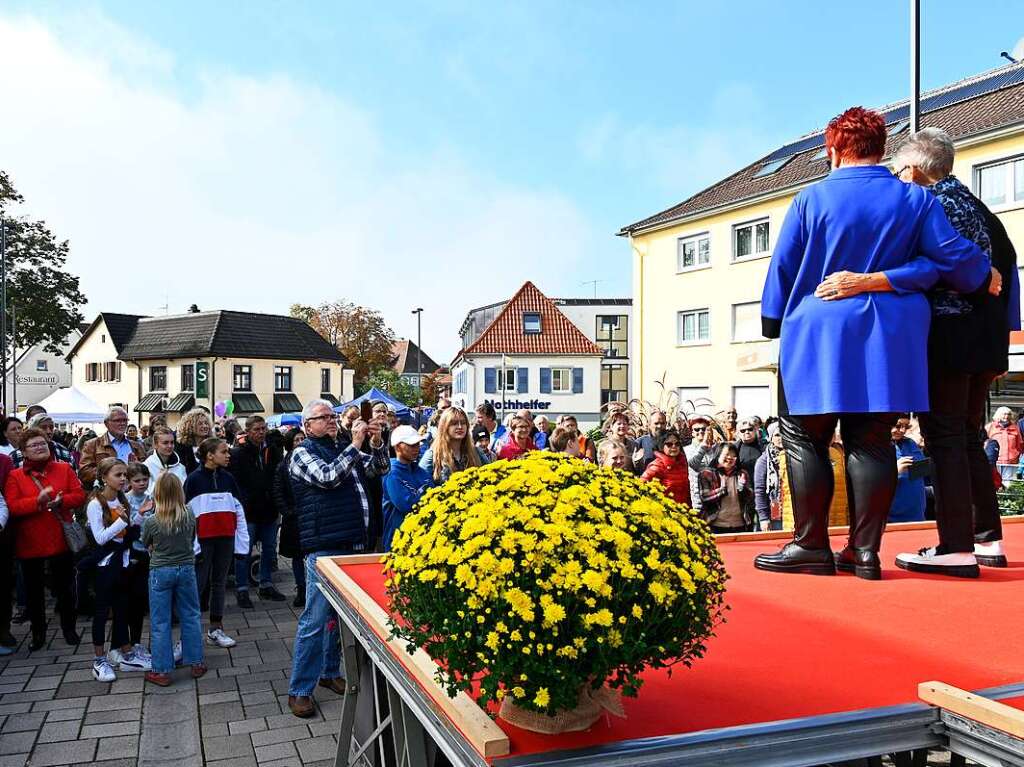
left=0, top=560, right=973, bottom=767
left=0, top=557, right=344, bottom=767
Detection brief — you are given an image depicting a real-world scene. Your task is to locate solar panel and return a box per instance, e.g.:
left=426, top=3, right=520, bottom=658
left=812, top=148, right=829, bottom=160
left=762, top=65, right=1024, bottom=163
left=888, top=119, right=910, bottom=134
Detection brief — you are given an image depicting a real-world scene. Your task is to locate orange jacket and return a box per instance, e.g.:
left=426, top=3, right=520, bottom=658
left=5, top=460, right=87, bottom=559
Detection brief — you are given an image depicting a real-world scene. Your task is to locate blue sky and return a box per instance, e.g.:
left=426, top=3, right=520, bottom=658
left=1, top=1, right=1022, bottom=358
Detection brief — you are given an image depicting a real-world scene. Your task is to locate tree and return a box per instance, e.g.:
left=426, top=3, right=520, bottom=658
left=0, top=171, right=86, bottom=353
left=420, top=371, right=444, bottom=406
left=362, top=368, right=421, bottom=406
left=290, top=301, right=396, bottom=386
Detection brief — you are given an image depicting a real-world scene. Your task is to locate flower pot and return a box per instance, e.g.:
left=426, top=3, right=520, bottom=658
left=498, top=684, right=625, bottom=735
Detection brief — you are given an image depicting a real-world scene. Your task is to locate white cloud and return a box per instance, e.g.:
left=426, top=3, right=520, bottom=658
left=578, top=83, right=787, bottom=202
left=0, top=13, right=596, bottom=361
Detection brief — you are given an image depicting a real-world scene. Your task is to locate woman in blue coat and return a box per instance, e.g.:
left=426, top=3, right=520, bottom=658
left=754, top=107, right=993, bottom=580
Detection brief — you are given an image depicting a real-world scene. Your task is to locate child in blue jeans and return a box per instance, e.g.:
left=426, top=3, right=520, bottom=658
left=142, top=473, right=206, bottom=686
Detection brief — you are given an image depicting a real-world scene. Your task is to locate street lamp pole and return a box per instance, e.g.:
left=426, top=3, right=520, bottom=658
left=910, top=0, right=921, bottom=133
left=411, top=307, right=423, bottom=399
left=1, top=218, right=6, bottom=415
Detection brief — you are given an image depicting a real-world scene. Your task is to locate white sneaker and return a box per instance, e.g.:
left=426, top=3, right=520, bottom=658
left=895, top=547, right=980, bottom=578
left=119, top=648, right=152, bottom=672
left=974, top=540, right=1007, bottom=568
left=206, top=628, right=236, bottom=648
left=93, top=657, right=117, bottom=682
left=107, top=647, right=125, bottom=666
left=173, top=641, right=183, bottom=665
left=133, top=644, right=152, bottom=664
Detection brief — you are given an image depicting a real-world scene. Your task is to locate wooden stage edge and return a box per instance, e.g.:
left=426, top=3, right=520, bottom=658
left=317, top=556, right=512, bottom=759
left=318, top=515, right=1024, bottom=761
left=920, top=681, right=1024, bottom=738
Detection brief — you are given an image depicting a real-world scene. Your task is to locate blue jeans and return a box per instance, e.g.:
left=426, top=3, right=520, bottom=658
left=149, top=564, right=204, bottom=674
left=288, top=551, right=345, bottom=696
left=236, top=521, right=279, bottom=591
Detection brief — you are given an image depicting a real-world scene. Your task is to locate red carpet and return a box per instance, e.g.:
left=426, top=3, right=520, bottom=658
left=341, top=521, right=1024, bottom=760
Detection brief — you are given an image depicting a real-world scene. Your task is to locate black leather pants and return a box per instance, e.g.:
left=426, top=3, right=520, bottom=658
left=918, top=369, right=1002, bottom=552
left=780, top=413, right=897, bottom=552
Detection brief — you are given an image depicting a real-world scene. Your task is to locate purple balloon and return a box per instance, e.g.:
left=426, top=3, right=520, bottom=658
left=214, top=401, right=226, bottom=418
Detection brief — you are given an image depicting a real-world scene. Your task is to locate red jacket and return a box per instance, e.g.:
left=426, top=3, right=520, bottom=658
left=498, top=439, right=535, bottom=461
left=640, top=451, right=691, bottom=505
left=5, top=459, right=87, bottom=559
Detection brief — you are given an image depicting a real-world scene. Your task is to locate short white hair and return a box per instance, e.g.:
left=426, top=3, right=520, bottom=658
left=533, top=415, right=549, bottom=427
left=105, top=406, right=128, bottom=422
left=893, top=127, right=955, bottom=179
left=302, top=398, right=336, bottom=421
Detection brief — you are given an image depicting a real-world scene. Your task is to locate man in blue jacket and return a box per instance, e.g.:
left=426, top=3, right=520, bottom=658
left=382, top=426, right=433, bottom=552
left=286, top=399, right=389, bottom=719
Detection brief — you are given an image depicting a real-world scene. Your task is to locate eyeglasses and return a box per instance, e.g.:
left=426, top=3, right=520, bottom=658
left=691, top=427, right=706, bottom=433
left=24, top=441, right=48, bottom=451
left=305, top=414, right=336, bottom=424
left=893, top=165, right=910, bottom=178
left=739, top=428, right=754, bottom=433
left=662, top=441, right=681, bottom=448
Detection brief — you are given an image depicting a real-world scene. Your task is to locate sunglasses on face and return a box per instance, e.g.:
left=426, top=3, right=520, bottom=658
left=663, top=441, right=680, bottom=448
left=739, top=428, right=754, bottom=433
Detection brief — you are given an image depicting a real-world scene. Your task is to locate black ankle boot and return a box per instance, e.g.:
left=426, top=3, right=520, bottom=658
left=292, top=586, right=305, bottom=609
left=754, top=542, right=836, bottom=575
left=834, top=547, right=882, bottom=580
left=29, top=629, right=47, bottom=652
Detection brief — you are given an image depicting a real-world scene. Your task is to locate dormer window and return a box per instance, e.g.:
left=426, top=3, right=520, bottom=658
left=523, top=312, right=541, bottom=334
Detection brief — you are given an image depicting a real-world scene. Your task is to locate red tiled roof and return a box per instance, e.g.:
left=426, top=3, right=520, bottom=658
left=458, top=282, right=603, bottom=358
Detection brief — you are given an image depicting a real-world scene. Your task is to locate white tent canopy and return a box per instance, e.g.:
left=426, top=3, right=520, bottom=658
left=33, top=387, right=106, bottom=424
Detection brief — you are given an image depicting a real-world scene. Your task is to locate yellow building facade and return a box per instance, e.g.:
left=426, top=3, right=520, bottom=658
left=625, top=64, right=1024, bottom=418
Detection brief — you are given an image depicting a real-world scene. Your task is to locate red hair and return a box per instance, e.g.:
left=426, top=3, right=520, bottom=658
left=824, top=106, right=887, bottom=163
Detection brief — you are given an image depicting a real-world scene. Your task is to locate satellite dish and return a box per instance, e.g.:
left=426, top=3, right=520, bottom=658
left=1013, top=36, right=1024, bottom=62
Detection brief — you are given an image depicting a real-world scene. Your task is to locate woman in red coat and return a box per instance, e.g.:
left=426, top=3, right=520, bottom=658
left=640, top=429, right=691, bottom=505
left=5, top=427, right=86, bottom=650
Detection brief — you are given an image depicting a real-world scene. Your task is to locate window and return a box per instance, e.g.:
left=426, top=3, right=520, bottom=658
left=523, top=313, right=542, bottom=334
left=181, top=364, right=195, bottom=392
left=149, top=366, right=167, bottom=392
left=975, top=157, right=1024, bottom=208
left=733, top=218, right=770, bottom=260
left=550, top=368, right=572, bottom=393
left=233, top=365, right=252, bottom=392
left=274, top=366, right=293, bottom=392
left=676, top=387, right=711, bottom=409
left=732, top=301, right=763, bottom=342
left=601, top=365, right=628, bottom=405
left=502, top=368, right=518, bottom=392
left=752, top=156, right=792, bottom=178
left=85, top=363, right=99, bottom=382
left=595, top=314, right=628, bottom=358
left=321, top=368, right=331, bottom=394
left=104, top=362, right=121, bottom=382
left=677, top=233, right=710, bottom=271
left=677, top=309, right=711, bottom=344
left=733, top=386, right=772, bottom=419
left=36, top=360, right=48, bottom=372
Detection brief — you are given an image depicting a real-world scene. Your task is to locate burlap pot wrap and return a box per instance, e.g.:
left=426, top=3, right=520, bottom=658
left=498, top=684, right=625, bottom=734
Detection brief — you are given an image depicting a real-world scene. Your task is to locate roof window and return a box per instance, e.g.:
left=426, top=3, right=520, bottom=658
left=752, top=156, right=793, bottom=178
left=523, top=312, right=542, bottom=334
left=888, top=120, right=910, bottom=135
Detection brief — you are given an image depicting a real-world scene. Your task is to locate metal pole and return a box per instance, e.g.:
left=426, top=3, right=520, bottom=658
left=910, top=0, right=921, bottom=133
left=1, top=218, right=6, bottom=416
left=411, top=307, right=423, bottom=404
left=10, top=303, right=15, bottom=415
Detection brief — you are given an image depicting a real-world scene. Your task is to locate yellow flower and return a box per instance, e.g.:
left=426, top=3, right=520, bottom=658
left=534, top=688, right=550, bottom=708
left=512, top=686, right=526, bottom=698
left=632, top=605, right=643, bottom=618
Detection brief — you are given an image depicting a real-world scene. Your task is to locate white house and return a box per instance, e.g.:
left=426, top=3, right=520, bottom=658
left=67, top=311, right=355, bottom=426
left=3, top=326, right=86, bottom=413
left=458, top=295, right=632, bottom=406
left=451, top=282, right=606, bottom=428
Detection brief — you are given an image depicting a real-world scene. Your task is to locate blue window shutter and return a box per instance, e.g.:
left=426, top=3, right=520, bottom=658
left=572, top=367, right=584, bottom=393
left=539, top=368, right=551, bottom=394
left=517, top=367, right=529, bottom=394
left=484, top=367, right=496, bottom=394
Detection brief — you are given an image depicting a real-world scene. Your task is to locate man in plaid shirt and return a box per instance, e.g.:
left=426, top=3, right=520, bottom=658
left=286, top=398, right=389, bottom=719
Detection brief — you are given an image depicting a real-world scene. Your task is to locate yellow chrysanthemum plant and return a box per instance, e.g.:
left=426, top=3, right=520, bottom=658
left=383, top=451, right=727, bottom=733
